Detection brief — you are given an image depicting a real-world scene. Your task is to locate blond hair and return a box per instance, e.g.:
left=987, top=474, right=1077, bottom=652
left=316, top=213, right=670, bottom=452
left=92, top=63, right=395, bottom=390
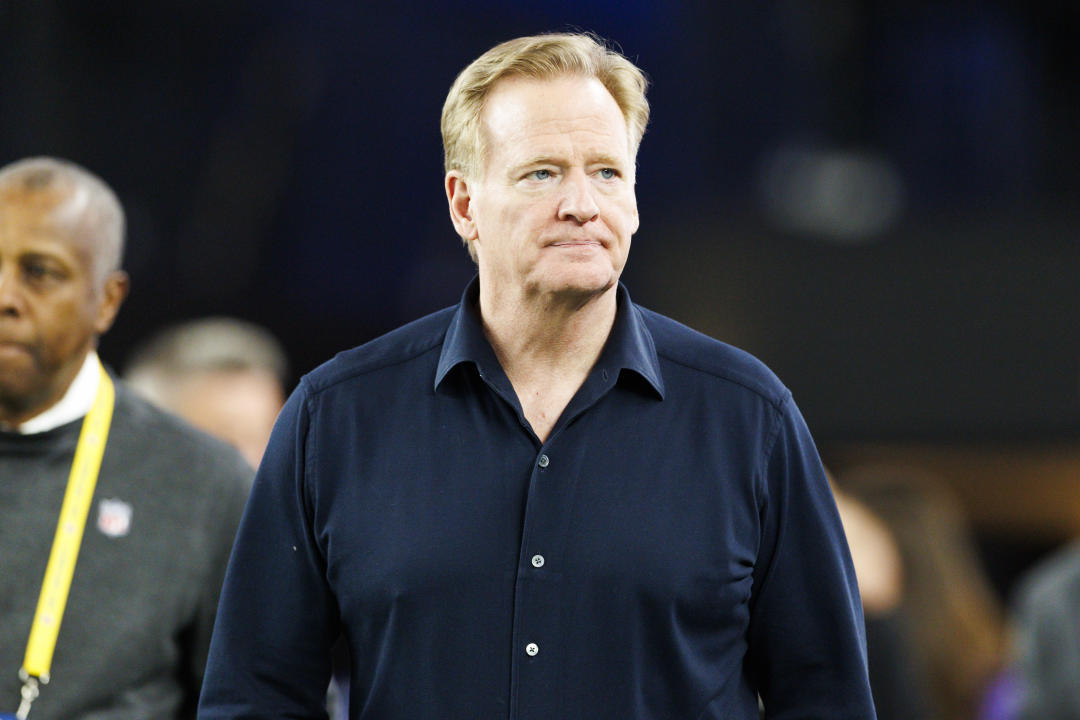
left=441, top=32, right=650, bottom=179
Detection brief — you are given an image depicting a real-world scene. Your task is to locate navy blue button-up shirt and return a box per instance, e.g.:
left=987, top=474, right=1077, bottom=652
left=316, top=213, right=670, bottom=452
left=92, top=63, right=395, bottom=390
left=199, top=280, right=875, bottom=719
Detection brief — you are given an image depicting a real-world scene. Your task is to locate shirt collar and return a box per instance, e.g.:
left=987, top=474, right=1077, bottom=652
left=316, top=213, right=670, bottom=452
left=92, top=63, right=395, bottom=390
left=16, top=350, right=102, bottom=435
left=434, top=277, right=664, bottom=399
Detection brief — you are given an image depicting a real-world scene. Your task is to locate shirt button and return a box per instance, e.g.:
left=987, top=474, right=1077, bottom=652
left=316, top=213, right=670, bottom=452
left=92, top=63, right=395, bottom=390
left=531, top=554, right=545, bottom=568
left=537, top=454, right=549, bottom=468
left=525, top=643, right=539, bottom=656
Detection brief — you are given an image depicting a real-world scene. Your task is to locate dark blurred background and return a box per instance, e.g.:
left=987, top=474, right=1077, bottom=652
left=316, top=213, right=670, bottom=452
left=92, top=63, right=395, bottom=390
left=2, top=0, right=1076, bottom=446
left=4, top=4, right=1080, bottom=712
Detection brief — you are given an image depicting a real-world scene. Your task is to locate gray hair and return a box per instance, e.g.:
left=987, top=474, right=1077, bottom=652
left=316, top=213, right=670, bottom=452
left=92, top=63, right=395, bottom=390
left=124, top=317, right=288, bottom=407
left=0, top=156, right=125, bottom=285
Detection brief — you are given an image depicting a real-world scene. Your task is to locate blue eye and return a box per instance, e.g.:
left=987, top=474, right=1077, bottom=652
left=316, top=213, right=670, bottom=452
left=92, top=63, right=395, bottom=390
left=529, top=169, right=551, bottom=180
left=598, top=168, right=617, bottom=180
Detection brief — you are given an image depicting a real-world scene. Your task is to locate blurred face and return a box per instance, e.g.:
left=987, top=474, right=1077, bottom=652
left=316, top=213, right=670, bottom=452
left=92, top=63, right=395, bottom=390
left=0, top=183, right=126, bottom=423
left=448, top=75, right=639, bottom=305
left=171, top=369, right=285, bottom=469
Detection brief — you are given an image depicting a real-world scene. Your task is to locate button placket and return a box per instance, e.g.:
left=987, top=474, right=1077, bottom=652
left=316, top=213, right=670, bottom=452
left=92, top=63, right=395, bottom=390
left=524, top=457, right=548, bottom=665
left=529, top=456, right=548, bottom=570
left=512, top=443, right=565, bottom=712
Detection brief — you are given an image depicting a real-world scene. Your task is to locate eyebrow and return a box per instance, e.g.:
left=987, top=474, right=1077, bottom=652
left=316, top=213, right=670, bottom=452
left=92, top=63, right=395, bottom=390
left=510, top=153, right=627, bottom=174
left=511, top=156, right=559, bottom=172
left=19, top=248, right=75, bottom=267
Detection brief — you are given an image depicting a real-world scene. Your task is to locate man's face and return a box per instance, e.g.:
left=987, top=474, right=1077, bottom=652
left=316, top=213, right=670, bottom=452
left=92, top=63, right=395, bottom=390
left=451, top=75, right=640, bottom=304
left=0, top=183, right=125, bottom=421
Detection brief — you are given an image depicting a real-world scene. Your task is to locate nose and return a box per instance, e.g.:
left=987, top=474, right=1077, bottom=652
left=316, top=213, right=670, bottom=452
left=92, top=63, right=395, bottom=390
left=0, top=265, right=25, bottom=317
left=558, top=170, right=599, bottom=224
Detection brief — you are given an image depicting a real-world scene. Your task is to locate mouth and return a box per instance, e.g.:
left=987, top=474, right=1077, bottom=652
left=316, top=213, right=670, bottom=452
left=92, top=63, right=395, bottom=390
left=548, top=237, right=606, bottom=249
left=0, top=340, right=32, bottom=357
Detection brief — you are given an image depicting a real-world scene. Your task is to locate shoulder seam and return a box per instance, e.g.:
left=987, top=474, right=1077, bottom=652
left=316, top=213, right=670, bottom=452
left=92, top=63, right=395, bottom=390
left=655, top=349, right=789, bottom=411
left=305, top=336, right=445, bottom=398
left=762, top=391, right=794, bottom=470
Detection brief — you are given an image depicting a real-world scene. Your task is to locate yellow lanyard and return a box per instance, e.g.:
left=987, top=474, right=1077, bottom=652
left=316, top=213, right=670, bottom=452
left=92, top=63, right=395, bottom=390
left=15, top=359, right=114, bottom=719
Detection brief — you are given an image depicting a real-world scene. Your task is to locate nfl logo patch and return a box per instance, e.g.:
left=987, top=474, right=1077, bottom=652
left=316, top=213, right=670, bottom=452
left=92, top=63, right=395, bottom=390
left=97, top=498, right=133, bottom=538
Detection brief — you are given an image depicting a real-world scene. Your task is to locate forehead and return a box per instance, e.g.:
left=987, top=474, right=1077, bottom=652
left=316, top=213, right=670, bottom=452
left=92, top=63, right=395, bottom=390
left=480, top=75, right=631, bottom=165
left=0, top=180, right=97, bottom=264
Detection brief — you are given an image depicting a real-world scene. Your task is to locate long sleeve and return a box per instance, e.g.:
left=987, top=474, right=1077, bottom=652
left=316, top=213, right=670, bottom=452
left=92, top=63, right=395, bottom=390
left=746, top=394, right=877, bottom=719
left=184, top=449, right=254, bottom=717
left=198, top=381, right=338, bottom=720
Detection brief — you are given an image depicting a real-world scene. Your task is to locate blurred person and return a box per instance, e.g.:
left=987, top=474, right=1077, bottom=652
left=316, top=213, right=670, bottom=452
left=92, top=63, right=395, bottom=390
left=1006, top=538, right=1080, bottom=719
left=832, top=480, right=934, bottom=720
left=198, top=33, right=875, bottom=719
left=124, top=317, right=288, bottom=468
left=841, top=465, right=1007, bottom=720
left=0, top=157, right=252, bottom=720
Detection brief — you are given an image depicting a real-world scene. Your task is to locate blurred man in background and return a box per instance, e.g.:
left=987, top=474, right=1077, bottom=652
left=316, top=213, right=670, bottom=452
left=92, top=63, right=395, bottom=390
left=1007, top=539, right=1080, bottom=719
left=124, top=316, right=288, bottom=468
left=199, top=33, right=875, bottom=719
left=0, top=157, right=252, bottom=720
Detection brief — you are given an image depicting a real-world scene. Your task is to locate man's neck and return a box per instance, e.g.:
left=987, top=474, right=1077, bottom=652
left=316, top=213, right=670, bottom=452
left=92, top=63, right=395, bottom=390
left=479, top=283, right=617, bottom=441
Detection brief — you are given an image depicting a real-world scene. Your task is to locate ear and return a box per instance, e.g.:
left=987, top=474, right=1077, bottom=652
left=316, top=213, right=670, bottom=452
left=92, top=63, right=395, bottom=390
left=446, top=170, right=479, bottom=244
left=93, top=270, right=130, bottom=335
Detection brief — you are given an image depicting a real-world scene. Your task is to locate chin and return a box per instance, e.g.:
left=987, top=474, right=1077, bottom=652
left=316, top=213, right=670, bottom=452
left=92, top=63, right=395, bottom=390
left=541, top=268, right=618, bottom=299
left=0, top=375, right=38, bottom=413
left=0, top=354, right=35, bottom=384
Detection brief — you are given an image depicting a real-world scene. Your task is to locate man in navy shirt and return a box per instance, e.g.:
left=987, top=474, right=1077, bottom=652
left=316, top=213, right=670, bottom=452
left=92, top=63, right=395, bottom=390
left=199, top=33, right=876, bottom=719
